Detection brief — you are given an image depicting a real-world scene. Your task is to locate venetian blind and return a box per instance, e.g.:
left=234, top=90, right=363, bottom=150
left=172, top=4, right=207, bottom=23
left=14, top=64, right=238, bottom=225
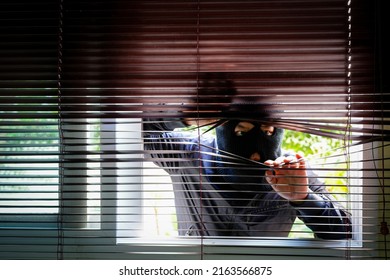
left=0, top=0, right=388, bottom=260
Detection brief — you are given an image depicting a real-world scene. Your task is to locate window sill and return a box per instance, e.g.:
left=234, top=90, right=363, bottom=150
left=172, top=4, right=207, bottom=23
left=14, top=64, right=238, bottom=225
left=117, top=236, right=362, bottom=249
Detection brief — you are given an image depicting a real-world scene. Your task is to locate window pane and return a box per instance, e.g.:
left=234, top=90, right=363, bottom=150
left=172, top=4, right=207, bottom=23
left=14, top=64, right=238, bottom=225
left=0, top=118, right=59, bottom=215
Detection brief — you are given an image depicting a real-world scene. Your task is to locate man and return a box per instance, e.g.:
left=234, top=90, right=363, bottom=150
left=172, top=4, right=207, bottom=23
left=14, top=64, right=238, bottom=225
left=142, top=76, right=352, bottom=239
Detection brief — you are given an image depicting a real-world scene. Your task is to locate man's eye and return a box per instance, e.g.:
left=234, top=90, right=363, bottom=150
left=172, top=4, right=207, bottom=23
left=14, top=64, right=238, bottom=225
left=235, top=131, right=246, bottom=137
left=260, top=125, right=274, bottom=136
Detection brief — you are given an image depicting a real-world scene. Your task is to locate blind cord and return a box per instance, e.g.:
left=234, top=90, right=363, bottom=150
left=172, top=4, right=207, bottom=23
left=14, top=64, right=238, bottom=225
left=57, top=0, right=65, bottom=260
left=196, top=0, right=205, bottom=260
left=343, top=0, right=352, bottom=259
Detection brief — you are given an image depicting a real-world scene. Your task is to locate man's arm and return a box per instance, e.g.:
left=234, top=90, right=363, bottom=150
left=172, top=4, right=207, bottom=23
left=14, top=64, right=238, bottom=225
left=142, top=117, right=217, bottom=171
left=290, top=189, right=352, bottom=239
left=264, top=154, right=352, bottom=239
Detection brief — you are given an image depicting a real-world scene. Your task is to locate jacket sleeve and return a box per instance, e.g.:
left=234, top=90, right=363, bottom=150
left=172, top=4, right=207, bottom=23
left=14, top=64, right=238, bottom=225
left=142, top=118, right=197, bottom=171
left=290, top=170, right=352, bottom=240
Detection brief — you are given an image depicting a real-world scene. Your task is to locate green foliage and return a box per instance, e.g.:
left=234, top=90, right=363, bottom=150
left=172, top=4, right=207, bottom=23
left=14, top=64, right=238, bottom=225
left=282, top=129, right=343, bottom=157
left=0, top=118, right=59, bottom=191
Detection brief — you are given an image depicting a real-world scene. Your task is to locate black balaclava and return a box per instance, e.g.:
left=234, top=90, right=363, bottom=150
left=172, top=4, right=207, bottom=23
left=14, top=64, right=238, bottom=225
left=215, top=120, right=284, bottom=185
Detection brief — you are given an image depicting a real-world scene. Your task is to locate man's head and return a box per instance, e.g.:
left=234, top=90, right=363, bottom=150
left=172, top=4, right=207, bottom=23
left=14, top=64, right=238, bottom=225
left=215, top=120, right=284, bottom=183
left=216, top=120, right=283, bottom=162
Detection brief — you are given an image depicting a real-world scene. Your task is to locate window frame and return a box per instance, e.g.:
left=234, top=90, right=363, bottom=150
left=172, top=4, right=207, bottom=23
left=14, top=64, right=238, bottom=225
left=108, top=118, right=365, bottom=249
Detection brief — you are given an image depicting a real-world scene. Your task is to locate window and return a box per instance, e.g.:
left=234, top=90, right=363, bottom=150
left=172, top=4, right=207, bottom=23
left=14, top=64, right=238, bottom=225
left=115, top=125, right=363, bottom=242
left=0, top=0, right=388, bottom=260
left=0, top=118, right=59, bottom=219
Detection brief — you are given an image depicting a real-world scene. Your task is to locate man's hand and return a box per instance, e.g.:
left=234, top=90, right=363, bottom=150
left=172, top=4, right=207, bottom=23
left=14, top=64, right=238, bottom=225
left=264, top=154, right=309, bottom=202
